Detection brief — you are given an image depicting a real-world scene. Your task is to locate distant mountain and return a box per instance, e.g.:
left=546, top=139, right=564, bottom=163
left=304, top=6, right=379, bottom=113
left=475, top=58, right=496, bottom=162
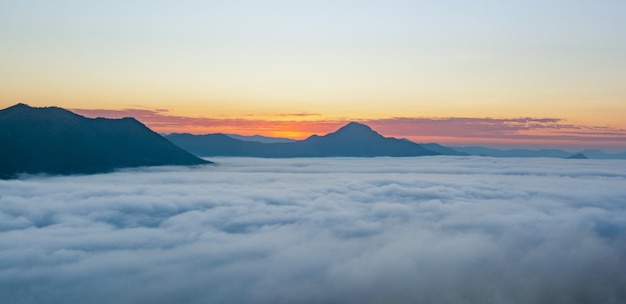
left=417, top=143, right=468, bottom=156
left=167, top=122, right=441, bottom=157
left=297, top=122, right=440, bottom=157
left=566, top=153, right=588, bottom=159
left=453, top=146, right=626, bottom=159
left=450, top=146, right=626, bottom=159
left=166, top=133, right=270, bottom=157
left=226, top=134, right=296, bottom=143
left=0, top=104, right=209, bottom=178
left=579, top=149, right=626, bottom=159
left=453, top=146, right=574, bottom=158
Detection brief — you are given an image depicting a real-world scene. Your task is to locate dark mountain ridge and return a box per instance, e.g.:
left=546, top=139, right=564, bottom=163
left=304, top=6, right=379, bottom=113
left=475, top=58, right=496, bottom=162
left=226, top=134, right=295, bottom=143
left=579, top=149, right=626, bottom=159
left=452, top=146, right=574, bottom=158
left=566, top=153, right=589, bottom=159
left=0, top=104, right=209, bottom=178
left=167, top=122, right=441, bottom=157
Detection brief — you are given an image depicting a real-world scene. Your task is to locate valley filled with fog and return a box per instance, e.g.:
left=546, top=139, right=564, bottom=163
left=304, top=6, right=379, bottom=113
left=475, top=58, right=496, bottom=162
left=1, top=157, right=625, bottom=303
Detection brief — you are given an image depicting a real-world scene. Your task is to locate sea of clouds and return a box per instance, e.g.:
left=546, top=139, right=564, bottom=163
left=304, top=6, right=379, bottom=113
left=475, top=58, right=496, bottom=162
left=1, top=156, right=625, bottom=303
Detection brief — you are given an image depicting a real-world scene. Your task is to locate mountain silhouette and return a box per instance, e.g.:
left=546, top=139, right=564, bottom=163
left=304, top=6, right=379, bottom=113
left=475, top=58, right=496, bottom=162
left=166, top=133, right=270, bottom=157
left=417, top=143, right=468, bottom=156
left=451, top=146, right=623, bottom=159
left=566, top=153, right=588, bottom=159
left=166, top=122, right=441, bottom=157
left=0, top=104, right=209, bottom=178
left=226, top=134, right=295, bottom=143
left=453, top=146, right=575, bottom=158
left=579, top=149, right=626, bottom=159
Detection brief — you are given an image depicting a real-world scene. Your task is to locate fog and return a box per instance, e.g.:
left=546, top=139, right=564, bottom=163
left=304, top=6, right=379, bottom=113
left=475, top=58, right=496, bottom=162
left=1, top=157, right=625, bottom=303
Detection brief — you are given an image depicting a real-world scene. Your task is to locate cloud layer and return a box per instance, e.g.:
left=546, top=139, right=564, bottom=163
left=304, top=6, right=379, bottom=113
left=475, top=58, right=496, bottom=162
left=1, top=157, right=626, bottom=303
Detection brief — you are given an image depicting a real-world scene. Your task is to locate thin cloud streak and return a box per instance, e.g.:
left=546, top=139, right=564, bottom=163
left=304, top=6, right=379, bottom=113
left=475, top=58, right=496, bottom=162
left=1, top=157, right=625, bottom=303
left=274, top=112, right=322, bottom=117
left=71, top=108, right=626, bottom=149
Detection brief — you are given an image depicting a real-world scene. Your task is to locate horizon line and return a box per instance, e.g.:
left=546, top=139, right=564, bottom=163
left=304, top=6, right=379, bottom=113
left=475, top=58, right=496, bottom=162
left=68, top=107, right=626, bottom=152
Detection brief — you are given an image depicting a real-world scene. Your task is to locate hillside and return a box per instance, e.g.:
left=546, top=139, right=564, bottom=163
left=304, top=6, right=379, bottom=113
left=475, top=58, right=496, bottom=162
left=0, top=104, right=209, bottom=178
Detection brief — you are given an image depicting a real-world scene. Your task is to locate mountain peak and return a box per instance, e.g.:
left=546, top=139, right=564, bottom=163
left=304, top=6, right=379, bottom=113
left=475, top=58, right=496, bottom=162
left=3, top=103, right=33, bottom=112
left=332, top=122, right=380, bottom=138
left=340, top=122, right=373, bottom=131
left=11, top=103, right=31, bottom=109
left=1, top=103, right=83, bottom=121
left=566, top=153, right=588, bottom=159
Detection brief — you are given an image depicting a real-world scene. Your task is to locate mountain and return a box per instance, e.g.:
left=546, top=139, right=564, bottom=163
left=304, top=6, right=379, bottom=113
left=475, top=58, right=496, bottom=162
left=452, top=146, right=626, bottom=159
left=566, top=153, right=588, bottom=159
left=0, top=104, right=209, bottom=178
left=579, top=149, right=626, bottom=159
left=166, top=133, right=270, bottom=157
left=226, top=134, right=296, bottom=143
left=297, top=122, right=439, bottom=157
left=417, top=143, right=468, bottom=156
left=452, top=146, right=575, bottom=158
left=167, top=122, right=441, bottom=157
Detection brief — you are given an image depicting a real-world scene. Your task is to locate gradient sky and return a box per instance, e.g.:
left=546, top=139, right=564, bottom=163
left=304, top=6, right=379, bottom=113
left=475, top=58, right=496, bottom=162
left=1, top=1, right=625, bottom=149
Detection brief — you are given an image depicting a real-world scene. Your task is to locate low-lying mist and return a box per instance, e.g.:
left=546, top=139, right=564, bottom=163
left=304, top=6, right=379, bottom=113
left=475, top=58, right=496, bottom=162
left=1, top=157, right=625, bottom=303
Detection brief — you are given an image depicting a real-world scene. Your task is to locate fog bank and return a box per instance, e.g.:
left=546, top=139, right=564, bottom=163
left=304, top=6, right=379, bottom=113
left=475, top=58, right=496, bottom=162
left=1, top=157, right=625, bottom=303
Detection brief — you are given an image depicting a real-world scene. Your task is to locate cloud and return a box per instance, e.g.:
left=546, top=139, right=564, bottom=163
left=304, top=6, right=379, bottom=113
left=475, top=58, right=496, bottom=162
left=274, top=113, right=322, bottom=117
left=1, top=157, right=625, bottom=303
left=366, top=117, right=626, bottom=147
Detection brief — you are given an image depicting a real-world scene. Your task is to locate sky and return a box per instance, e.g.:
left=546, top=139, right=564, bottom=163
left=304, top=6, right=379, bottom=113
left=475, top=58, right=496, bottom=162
left=1, top=1, right=626, bottom=149
left=1, top=157, right=626, bottom=303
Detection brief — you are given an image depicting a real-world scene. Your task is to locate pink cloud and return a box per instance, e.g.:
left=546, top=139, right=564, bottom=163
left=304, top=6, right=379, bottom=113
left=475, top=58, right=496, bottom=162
left=365, top=117, right=626, bottom=137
